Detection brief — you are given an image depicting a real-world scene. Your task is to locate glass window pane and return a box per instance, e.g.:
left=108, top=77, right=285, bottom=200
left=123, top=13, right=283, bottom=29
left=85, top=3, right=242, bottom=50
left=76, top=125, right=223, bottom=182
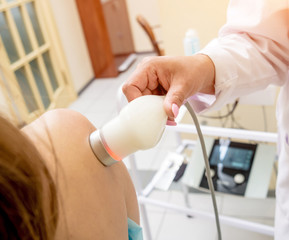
left=0, top=12, right=19, bottom=63
left=15, top=67, right=38, bottom=113
left=29, top=59, right=50, bottom=109
left=43, top=51, right=59, bottom=91
left=11, top=7, right=33, bottom=54
left=26, top=2, right=44, bottom=46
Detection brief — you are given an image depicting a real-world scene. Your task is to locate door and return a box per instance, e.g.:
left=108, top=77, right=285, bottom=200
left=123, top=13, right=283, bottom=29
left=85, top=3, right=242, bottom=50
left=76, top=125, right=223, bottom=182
left=102, top=0, right=135, bottom=56
left=0, top=0, right=76, bottom=125
left=75, top=0, right=118, bottom=78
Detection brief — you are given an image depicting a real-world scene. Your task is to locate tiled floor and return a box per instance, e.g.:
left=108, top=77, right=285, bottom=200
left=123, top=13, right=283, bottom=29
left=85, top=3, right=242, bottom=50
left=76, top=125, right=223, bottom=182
left=69, top=53, right=275, bottom=240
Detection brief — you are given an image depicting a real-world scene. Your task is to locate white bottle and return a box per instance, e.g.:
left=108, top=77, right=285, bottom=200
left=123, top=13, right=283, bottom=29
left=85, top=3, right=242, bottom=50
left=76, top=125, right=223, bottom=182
left=89, top=95, right=168, bottom=166
left=183, top=29, right=200, bottom=56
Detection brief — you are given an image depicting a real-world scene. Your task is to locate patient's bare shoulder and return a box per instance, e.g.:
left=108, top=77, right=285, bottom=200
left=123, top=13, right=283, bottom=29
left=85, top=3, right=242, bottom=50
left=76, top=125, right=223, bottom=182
left=41, top=108, right=96, bottom=137
left=23, top=109, right=140, bottom=238
left=21, top=109, right=96, bottom=171
left=23, top=109, right=95, bottom=147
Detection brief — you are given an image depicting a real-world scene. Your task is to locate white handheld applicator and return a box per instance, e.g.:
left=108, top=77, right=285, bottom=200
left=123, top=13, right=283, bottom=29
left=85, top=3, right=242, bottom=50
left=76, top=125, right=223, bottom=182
left=89, top=95, right=168, bottom=166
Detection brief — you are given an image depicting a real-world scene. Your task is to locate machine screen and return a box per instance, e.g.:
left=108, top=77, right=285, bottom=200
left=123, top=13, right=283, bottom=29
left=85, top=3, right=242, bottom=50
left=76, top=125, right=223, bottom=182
left=209, top=140, right=257, bottom=171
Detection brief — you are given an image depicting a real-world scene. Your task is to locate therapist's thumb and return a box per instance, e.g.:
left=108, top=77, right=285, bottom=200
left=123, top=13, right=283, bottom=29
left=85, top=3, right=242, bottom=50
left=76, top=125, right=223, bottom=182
left=164, top=87, right=185, bottom=120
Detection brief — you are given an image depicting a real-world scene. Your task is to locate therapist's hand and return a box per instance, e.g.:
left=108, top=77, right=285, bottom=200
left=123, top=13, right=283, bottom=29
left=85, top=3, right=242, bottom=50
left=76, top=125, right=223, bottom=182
left=122, top=54, right=215, bottom=124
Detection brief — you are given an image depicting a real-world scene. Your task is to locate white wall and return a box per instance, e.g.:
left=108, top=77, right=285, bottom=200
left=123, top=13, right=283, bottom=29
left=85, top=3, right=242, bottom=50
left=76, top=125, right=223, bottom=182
left=126, top=0, right=229, bottom=55
left=126, top=0, right=162, bottom=52
left=0, top=88, right=10, bottom=116
left=48, top=0, right=94, bottom=92
left=157, top=0, right=230, bottom=56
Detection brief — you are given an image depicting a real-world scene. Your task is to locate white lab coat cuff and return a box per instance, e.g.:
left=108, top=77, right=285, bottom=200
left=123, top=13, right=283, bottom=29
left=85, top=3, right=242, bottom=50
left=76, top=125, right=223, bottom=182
left=188, top=39, right=239, bottom=113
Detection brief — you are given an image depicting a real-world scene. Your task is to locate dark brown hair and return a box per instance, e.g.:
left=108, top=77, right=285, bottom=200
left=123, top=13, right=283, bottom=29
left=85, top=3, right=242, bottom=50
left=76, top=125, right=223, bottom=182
left=0, top=115, right=58, bottom=240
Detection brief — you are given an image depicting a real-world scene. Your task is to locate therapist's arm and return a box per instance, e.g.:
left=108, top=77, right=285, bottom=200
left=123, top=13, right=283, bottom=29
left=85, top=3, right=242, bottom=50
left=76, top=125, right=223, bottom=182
left=122, top=54, right=216, bottom=120
left=192, top=0, right=289, bottom=111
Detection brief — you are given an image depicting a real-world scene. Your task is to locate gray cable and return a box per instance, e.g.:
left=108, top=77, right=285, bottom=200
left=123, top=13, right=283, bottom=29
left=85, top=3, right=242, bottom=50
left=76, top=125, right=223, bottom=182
left=262, top=105, right=268, bottom=132
left=185, top=102, right=222, bottom=240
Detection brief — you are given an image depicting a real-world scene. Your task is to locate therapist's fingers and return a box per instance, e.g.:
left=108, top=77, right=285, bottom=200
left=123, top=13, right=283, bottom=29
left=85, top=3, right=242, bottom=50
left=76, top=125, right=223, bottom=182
left=126, top=57, right=175, bottom=109
left=163, top=88, right=184, bottom=119
left=163, top=76, right=193, bottom=120
left=123, top=54, right=215, bottom=119
left=123, top=56, right=187, bottom=119
left=122, top=57, right=162, bottom=101
left=164, top=54, right=216, bottom=111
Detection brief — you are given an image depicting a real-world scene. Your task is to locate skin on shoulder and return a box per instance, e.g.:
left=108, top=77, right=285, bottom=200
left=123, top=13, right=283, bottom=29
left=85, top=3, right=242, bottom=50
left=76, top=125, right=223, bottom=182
left=21, top=109, right=96, bottom=173
left=22, top=109, right=140, bottom=239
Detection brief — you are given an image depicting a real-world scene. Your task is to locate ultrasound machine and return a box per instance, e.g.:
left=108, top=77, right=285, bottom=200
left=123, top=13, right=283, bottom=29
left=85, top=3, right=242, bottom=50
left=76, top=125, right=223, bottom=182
left=182, top=137, right=276, bottom=198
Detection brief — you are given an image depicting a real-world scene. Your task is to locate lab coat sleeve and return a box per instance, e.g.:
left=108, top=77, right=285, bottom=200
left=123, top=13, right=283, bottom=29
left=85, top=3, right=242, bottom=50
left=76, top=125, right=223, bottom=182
left=188, top=0, right=289, bottom=113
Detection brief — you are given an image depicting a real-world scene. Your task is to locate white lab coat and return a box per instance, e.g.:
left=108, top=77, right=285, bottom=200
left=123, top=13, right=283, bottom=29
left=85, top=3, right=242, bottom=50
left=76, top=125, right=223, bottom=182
left=188, top=0, right=289, bottom=239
